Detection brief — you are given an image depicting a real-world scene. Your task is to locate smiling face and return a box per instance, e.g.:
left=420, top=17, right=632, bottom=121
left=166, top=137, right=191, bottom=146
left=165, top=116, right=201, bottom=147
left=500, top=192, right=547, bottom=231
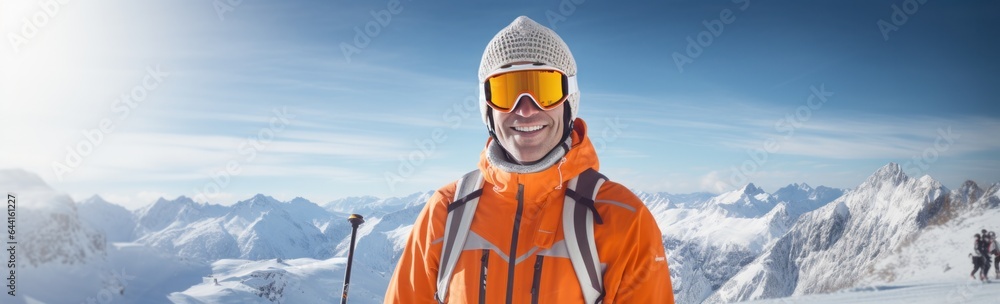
left=493, top=95, right=565, bottom=164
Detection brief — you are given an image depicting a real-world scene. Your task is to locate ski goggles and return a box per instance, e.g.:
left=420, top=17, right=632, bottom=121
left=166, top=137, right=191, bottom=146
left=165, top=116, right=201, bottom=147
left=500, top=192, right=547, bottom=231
left=480, top=64, right=578, bottom=112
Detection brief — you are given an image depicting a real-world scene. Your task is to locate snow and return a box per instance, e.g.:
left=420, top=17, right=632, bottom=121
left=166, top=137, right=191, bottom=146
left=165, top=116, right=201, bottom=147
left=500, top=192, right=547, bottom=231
left=169, top=258, right=353, bottom=304
left=11, top=241, right=210, bottom=304
left=866, top=204, right=1000, bottom=284
left=385, top=224, right=413, bottom=252
left=740, top=280, right=1000, bottom=304
left=167, top=254, right=400, bottom=304
left=707, top=163, right=999, bottom=303
left=136, top=195, right=340, bottom=262
left=656, top=182, right=840, bottom=303
left=77, top=195, right=137, bottom=243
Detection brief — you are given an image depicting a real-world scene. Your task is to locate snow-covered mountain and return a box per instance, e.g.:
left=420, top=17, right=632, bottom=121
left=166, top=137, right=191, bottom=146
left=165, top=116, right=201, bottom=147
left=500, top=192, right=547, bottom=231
left=135, top=194, right=344, bottom=261
left=1, top=169, right=210, bottom=304
left=654, top=182, right=840, bottom=304
left=78, top=195, right=137, bottom=244
left=324, top=191, right=433, bottom=217
left=745, top=181, right=1000, bottom=304
left=706, top=163, right=966, bottom=302
left=170, top=195, right=430, bottom=304
left=704, top=183, right=780, bottom=218
left=135, top=195, right=228, bottom=235
left=2, top=169, right=106, bottom=267
left=771, top=183, right=844, bottom=220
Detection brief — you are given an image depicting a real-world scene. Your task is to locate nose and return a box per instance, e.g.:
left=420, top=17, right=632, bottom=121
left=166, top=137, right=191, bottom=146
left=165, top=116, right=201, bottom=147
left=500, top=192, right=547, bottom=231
left=512, top=95, right=542, bottom=117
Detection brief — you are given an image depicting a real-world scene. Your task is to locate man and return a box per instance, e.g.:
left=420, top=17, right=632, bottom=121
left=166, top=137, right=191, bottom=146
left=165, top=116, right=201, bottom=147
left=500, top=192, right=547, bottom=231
left=990, top=231, right=999, bottom=279
left=982, top=229, right=993, bottom=281
left=975, top=230, right=992, bottom=281
left=972, top=233, right=985, bottom=280
left=385, top=16, right=674, bottom=303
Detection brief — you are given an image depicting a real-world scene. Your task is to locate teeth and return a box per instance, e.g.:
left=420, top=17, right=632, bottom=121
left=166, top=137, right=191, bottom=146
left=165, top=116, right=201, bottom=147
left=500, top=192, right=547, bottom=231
left=513, top=125, right=544, bottom=132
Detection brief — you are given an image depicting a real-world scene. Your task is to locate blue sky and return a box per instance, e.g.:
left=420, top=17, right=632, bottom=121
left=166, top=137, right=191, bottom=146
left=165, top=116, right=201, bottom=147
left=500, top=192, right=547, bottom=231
left=2, top=0, right=998, bottom=209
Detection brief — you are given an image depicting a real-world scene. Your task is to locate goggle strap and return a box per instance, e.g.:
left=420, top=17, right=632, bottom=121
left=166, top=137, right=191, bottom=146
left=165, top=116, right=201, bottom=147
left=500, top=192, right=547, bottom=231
left=486, top=106, right=497, bottom=134
left=566, top=75, right=578, bottom=97
left=561, top=102, right=574, bottom=151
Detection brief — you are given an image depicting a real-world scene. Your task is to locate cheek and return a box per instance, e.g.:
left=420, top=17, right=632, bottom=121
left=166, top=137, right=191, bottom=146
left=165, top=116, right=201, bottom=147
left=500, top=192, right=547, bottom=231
left=493, top=112, right=510, bottom=131
left=547, top=111, right=563, bottom=130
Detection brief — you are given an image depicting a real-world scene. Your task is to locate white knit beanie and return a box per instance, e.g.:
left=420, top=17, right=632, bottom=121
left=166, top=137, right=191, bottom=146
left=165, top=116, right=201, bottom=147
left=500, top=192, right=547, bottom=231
left=478, top=16, right=579, bottom=129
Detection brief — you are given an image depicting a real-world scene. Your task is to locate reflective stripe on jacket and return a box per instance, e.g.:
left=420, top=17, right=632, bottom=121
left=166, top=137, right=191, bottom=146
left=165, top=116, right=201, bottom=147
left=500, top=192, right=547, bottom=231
left=385, top=119, right=675, bottom=303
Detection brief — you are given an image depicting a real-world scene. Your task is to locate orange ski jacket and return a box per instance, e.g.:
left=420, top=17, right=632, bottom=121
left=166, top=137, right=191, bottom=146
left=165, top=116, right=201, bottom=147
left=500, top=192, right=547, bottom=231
left=385, top=119, right=675, bottom=303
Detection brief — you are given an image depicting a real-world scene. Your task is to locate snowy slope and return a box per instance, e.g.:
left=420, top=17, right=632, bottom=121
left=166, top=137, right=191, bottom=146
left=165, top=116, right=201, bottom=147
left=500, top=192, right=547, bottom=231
left=11, top=242, right=211, bottom=304
left=741, top=199, right=1000, bottom=303
left=168, top=257, right=392, bottom=304
left=706, top=163, right=955, bottom=303
left=739, top=280, right=1000, bottom=304
left=656, top=183, right=840, bottom=304
left=865, top=184, right=1000, bottom=284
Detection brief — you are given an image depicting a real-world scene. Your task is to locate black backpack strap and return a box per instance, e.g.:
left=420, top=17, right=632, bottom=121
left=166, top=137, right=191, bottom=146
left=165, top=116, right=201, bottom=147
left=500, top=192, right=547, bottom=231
left=563, top=168, right=608, bottom=304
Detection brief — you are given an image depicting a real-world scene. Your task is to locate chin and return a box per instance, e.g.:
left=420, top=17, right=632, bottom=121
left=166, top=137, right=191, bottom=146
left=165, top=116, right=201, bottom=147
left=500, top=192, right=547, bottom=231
left=515, top=151, right=547, bottom=162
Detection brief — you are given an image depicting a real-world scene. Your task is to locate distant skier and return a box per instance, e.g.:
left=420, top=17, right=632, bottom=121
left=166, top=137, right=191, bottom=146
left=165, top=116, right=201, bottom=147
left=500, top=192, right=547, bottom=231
left=975, top=230, right=992, bottom=281
left=972, top=233, right=986, bottom=280
left=990, top=231, right=1000, bottom=279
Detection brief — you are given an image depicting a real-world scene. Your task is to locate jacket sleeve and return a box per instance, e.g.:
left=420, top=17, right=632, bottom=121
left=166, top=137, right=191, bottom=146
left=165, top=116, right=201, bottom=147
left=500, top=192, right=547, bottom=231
left=612, top=205, right=676, bottom=303
left=597, top=182, right=675, bottom=304
left=384, top=184, right=455, bottom=304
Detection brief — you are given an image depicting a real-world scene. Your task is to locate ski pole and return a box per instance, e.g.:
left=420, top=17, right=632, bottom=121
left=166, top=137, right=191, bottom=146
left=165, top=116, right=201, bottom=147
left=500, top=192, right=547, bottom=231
left=341, top=214, right=365, bottom=304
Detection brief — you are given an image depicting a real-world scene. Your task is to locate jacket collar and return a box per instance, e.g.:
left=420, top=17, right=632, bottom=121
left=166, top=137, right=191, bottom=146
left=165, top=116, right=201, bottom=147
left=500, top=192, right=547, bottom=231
left=478, top=119, right=600, bottom=199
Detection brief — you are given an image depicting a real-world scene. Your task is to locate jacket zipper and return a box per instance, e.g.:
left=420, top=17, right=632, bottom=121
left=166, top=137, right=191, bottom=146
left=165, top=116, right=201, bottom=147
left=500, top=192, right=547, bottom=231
left=479, top=249, right=489, bottom=304
left=505, top=184, right=525, bottom=304
left=531, top=256, right=544, bottom=304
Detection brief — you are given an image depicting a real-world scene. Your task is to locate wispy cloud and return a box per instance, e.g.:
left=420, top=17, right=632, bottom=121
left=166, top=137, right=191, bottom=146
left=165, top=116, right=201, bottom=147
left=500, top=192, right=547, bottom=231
left=721, top=115, right=1000, bottom=159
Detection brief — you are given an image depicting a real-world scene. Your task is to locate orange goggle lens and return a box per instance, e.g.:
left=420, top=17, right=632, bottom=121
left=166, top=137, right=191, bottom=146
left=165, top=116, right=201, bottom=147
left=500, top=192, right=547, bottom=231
left=484, top=70, right=568, bottom=112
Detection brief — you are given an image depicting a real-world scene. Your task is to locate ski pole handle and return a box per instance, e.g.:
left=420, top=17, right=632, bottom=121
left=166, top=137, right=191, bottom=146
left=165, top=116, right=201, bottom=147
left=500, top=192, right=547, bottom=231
left=341, top=214, right=365, bottom=304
